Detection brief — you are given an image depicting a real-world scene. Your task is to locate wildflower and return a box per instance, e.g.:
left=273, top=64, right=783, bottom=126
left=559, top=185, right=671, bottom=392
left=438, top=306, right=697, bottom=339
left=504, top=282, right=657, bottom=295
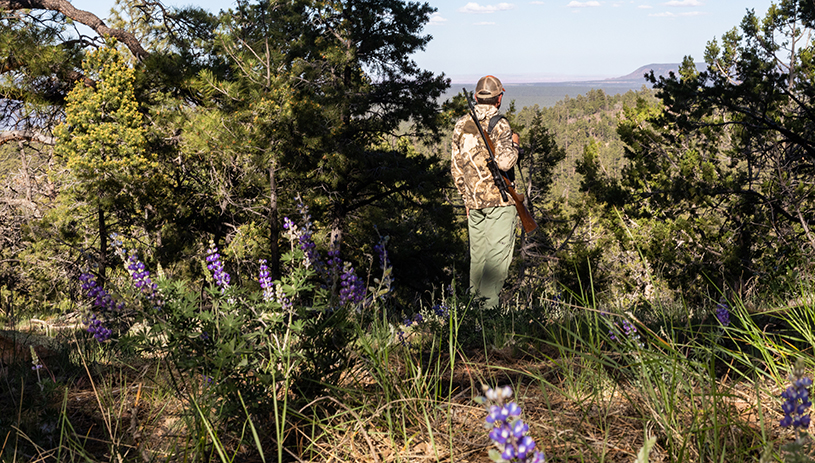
left=79, top=272, right=124, bottom=314
left=30, top=346, right=44, bottom=390
left=85, top=313, right=112, bottom=342
left=298, top=230, right=319, bottom=269
left=30, top=346, right=42, bottom=371
left=339, top=262, right=365, bottom=306
left=127, top=253, right=153, bottom=291
left=258, top=259, right=274, bottom=302
left=274, top=282, right=294, bottom=312
left=478, top=385, right=546, bottom=463
left=780, top=359, right=812, bottom=430
left=283, top=217, right=298, bottom=243
left=404, top=313, right=423, bottom=327
left=289, top=196, right=324, bottom=271
left=432, top=303, right=449, bottom=319
left=205, top=241, right=230, bottom=290
left=282, top=212, right=323, bottom=271
left=126, top=251, right=162, bottom=308
left=78, top=271, right=122, bottom=342
left=373, top=236, right=390, bottom=270
left=327, top=249, right=342, bottom=271
left=715, top=300, right=730, bottom=327
left=606, top=315, right=644, bottom=348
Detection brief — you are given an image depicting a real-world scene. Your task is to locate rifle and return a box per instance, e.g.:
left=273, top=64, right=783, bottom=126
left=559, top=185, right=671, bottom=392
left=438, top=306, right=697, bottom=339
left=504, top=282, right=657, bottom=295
left=463, top=88, right=538, bottom=233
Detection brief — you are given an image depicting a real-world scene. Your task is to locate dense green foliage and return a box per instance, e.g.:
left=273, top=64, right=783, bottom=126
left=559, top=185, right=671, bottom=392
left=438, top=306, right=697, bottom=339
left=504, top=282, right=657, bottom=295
left=3, top=0, right=815, bottom=337
left=0, top=0, right=461, bottom=316
left=580, top=0, right=815, bottom=305
left=7, top=1, right=815, bottom=461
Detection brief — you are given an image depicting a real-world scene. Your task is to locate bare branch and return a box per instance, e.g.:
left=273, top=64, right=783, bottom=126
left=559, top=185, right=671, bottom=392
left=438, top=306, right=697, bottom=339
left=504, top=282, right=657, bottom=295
left=0, top=130, right=56, bottom=146
left=0, top=0, right=150, bottom=60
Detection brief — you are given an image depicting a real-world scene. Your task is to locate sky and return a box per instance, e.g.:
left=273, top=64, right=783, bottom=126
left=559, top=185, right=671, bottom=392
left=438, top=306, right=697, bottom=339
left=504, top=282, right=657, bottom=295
left=70, top=0, right=778, bottom=83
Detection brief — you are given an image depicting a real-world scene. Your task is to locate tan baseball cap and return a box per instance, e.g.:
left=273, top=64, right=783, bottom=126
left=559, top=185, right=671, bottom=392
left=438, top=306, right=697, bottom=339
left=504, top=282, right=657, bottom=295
left=475, top=75, right=504, bottom=99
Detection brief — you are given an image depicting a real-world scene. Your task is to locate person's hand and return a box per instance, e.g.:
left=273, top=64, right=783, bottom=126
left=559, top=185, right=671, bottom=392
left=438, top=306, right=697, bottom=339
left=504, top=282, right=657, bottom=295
left=512, top=132, right=520, bottom=145
left=466, top=206, right=470, bottom=217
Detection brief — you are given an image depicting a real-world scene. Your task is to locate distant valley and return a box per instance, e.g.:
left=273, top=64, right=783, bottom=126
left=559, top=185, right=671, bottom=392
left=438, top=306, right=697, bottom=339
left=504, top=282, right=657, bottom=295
left=447, top=63, right=691, bottom=110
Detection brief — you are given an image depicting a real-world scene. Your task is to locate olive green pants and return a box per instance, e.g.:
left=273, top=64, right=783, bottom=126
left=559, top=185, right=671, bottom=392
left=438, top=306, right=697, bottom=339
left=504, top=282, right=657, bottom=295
left=468, top=206, right=517, bottom=309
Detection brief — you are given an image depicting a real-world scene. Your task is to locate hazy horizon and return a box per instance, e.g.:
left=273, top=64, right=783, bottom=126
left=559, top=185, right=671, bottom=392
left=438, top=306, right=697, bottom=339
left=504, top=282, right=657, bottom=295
left=448, top=62, right=671, bottom=86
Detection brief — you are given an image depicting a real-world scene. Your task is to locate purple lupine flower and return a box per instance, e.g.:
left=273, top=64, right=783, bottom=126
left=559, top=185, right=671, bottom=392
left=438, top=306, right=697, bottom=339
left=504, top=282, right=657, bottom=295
left=126, top=252, right=163, bottom=308
left=374, top=239, right=390, bottom=270
left=621, top=320, right=636, bottom=337
left=258, top=259, right=274, bottom=302
left=127, top=253, right=152, bottom=290
left=292, top=196, right=324, bottom=271
left=30, top=347, right=43, bottom=371
left=339, top=262, right=365, bottom=306
left=515, top=436, right=537, bottom=461
left=607, top=316, right=644, bottom=348
left=324, top=248, right=343, bottom=285
left=282, top=210, right=324, bottom=271
left=79, top=272, right=124, bottom=313
left=404, top=313, right=423, bottom=327
left=327, top=249, right=342, bottom=271
left=85, top=313, right=112, bottom=342
left=432, top=304, right=450, bottom=318
left=490, top=426, right=511, bottom=445
left=205, top=241, right=230, bottom=290
left=79, top=271, right=123, bottom=342
left=601, top=311, right=619, bottom=341
left=274, top=282, right=293, bottom=312
left=780, top=360, right=813, bottom=430
left=715, top=301, right=730, bottom=327
left=486, top=405, right=504, bottom=424
left=479, top=385, right=546, bottom=463
left=298, top=230, right=320, bottom=269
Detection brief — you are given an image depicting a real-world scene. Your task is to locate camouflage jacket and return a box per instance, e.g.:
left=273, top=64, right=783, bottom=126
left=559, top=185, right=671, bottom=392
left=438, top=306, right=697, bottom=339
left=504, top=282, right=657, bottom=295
left=451, top=104, right=518, bottom=210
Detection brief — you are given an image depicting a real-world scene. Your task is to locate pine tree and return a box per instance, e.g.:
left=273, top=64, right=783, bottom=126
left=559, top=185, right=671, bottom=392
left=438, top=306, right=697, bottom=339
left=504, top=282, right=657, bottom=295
left=53, top=43, right=151, bottom=277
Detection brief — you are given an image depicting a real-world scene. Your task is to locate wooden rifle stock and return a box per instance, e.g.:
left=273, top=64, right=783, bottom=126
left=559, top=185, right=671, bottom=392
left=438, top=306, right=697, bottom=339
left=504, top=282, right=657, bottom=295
left=463, top=89, right=538, bottom=233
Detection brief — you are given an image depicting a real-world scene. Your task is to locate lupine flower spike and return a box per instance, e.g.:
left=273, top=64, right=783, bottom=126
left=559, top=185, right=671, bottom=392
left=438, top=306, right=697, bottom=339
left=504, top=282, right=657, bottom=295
left=478, top=385, right=546, bottom=463
left=339, top=261, right=365, bottom=306
left=258, top=259, right=274, bottom=302
left=126, top=251, right=163, bottom=309
left=292, top=195, right=324, bottom=271
left=206, top=241, right=230, bottom=291
left=607, top=316, right=644, bottom=348
left=78, top=272, right=119, bottom=342
left=780, top=358, right=812, bottom=430
left=715, top=300, right=730, bottom=327
left=370, top=234, right=393, bottom=302
left=30, top=346, right=44, bottom=390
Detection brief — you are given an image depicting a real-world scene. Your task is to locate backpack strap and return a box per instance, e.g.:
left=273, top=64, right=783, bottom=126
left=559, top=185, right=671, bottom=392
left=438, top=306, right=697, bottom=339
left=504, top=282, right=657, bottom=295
left=487, top=114, right=506, bottom=135
left=486, top=114, right=515, bottom=184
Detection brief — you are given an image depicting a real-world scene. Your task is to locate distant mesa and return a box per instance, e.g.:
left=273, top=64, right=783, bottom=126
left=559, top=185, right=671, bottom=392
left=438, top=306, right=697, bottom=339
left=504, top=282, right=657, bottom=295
left=603, top=63, right=704, bottom=84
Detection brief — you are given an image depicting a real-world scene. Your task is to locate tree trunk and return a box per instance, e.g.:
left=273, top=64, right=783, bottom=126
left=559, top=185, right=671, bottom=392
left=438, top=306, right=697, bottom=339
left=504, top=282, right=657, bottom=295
left=329, top=213, right=343, bottom=255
